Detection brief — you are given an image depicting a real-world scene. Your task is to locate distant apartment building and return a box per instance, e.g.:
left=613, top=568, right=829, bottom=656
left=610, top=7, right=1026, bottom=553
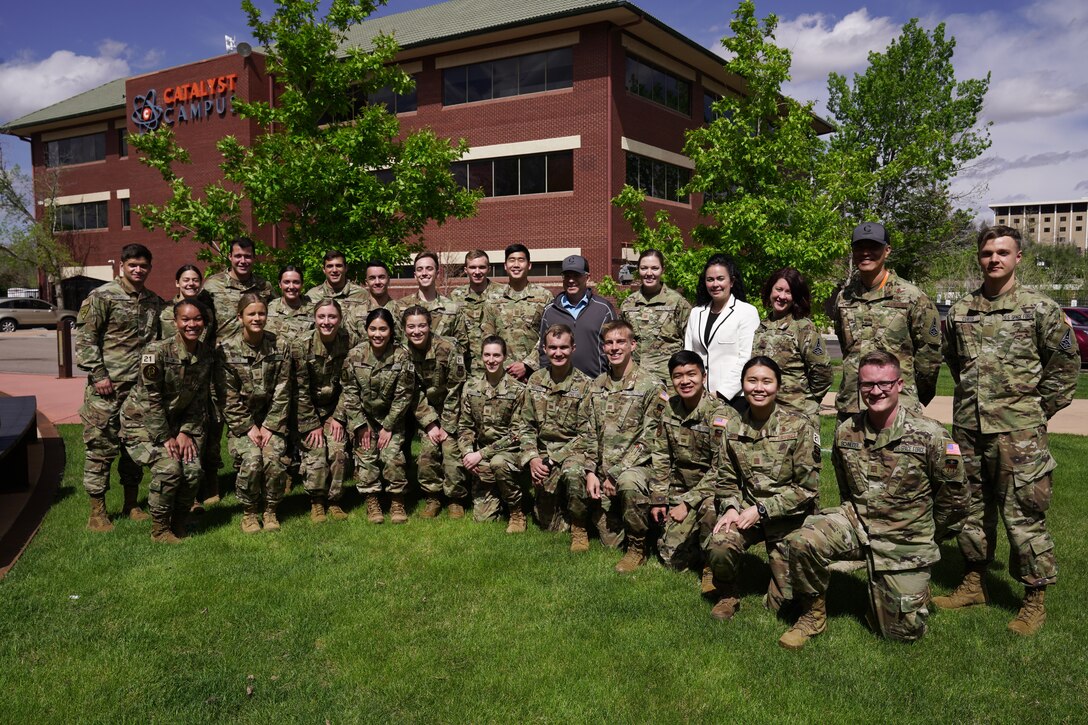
left=990, top=199, right=1088, bottom=252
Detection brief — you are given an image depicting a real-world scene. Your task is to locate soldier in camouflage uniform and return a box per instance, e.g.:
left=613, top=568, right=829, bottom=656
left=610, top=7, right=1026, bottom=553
left=753, top=269, right=832, bottom=419
left=202, top=237, right=274, bottom=504
left=699, top=357, right=821, bottom=620
left=583, top=320, right=667, bottom=567
left=121, top=300, right=213, bottom=542
left=778, top=351, right=968, bottom=650
left=292, top=300, right=352, bottom=524
left=513, top=324, right=595, bottom=543
left=304, top=250, right=371, bottom=337
left=457, top=336, right=528, bottom=530
left=392, top=251, right=465, bottom=343
left=935, top=225, right=1078, bottom=635
left=336, top=307, right=417, bottom=524
left=402, top=304, right=468, bottom=518
left=480, top=244, right=553, bottom=382
left=449, top=250, right=503, bottom=373
left=77, top=243, right=164, bottom=531
left=648, top=351, right=736, bottom=593
left=159, top=265, right=216, bottom=344
left=266, top=265, right=315, bottom=345
left=215, top=294, right=292, bottom=533
left=619, top=250, right=691, bottom=383
left=832, top=223, right=941, bottom=418
left=343, top=260, right=395, bottom=342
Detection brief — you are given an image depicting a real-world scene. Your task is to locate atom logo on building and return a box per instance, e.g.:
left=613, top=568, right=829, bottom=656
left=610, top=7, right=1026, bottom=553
left=132, top=90, right=165, bottom=132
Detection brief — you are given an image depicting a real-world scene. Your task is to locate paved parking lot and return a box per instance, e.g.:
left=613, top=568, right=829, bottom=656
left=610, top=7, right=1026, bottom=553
left=0, top=330, right=84, bottom=377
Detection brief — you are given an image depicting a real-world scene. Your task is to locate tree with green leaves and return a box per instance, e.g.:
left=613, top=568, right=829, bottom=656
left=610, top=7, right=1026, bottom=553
left=131, top=0, right=478, bottom=286
left=614, top=0, right=852, bottom=308
left=827, top=19, right=990, bottom=283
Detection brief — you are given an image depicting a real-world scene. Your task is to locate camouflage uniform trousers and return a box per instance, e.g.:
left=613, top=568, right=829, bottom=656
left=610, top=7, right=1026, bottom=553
left=298, top=427, right=348, bottom=503
left=354, top=431, right=408, bottom=495
left=532, top=456, right=587, bottom=533
left=126, top=438, right=203, bottom=517
left=705, top=513, right=808, bottom=610
left=469, top=452, right=523, bottom=523
left=227, top=433, right=289, bottom=508
left=952, top=425, right=1057, bottom=586
left=658, top=497, right=718, bottom=571
left=418, top=435, right=468, bottom=500
left=614, top=468, right=651, bottom=538
left=785, top=505, right=930, bottom=643
left=81, top=382, right=142, bottom=496
left=566, top=469, right=628, bottom=548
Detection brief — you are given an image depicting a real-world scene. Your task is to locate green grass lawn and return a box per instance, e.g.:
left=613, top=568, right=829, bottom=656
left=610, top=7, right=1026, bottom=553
left=830, top=362, right=1088, bottom=399
left=1, top=423, right=1086, bottom=722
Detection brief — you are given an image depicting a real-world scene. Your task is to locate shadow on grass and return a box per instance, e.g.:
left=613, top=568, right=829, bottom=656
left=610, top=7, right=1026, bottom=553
left=933, top=542, right=1022, bottom=612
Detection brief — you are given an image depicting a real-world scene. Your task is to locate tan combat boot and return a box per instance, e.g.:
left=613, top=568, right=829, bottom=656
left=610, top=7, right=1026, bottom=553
left=614, top=535, right=647, bottom=573
left=123, top=487, right=150, bottom=521
left=778, top=594, right=827, bottom=650
left=240, top=505, right=261, bottom=534
left=87, top=496, right=114, bottom=532
left=1008, top=587, right=1047, bottom=636
left=365, top=494, right=384, bottom=524
left=202, top=478, right=221, bottom=506
left=420, top=497, right=442, bottom=519
left=327, top=503, right=349, bottom=520
left=447, top=501, right=466, bottom=519
left=389, top=494, right=409, bottom=524
left=150, top=515, right=182, bottom=544
left=263, top=508, right=281, bottom=532
left=710, top=587, right=741, bottom=621
left=932, top=565, right=989, bottom=609
left=570, top=518, right=590, bottom=553
left=310, top=498, right=327, bottom=523
left=506, top=509, right=527, bottom=534
left=700, top=566, right=717, bottom=596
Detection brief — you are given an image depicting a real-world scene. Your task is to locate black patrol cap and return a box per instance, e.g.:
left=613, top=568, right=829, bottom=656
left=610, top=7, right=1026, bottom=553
left=562, top=254, right=590, bottom=275
left=851, top=222, right=889, bottom=246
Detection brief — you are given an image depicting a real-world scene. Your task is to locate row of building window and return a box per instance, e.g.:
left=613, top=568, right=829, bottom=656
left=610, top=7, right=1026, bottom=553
left=452, top=151, right=574, bottom=197
left=443, top=48, right=573, bottom=106
left=625, top=151, right=690, bottom=203
left=52, top=198, right=129, bottom=231
left=625, top=55, right=690, bottom=115
left=45, top=129, right=127, bottom=168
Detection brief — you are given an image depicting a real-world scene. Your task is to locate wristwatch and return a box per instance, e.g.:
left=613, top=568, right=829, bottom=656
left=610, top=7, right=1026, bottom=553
left=756, top=503, right=768, bottom=520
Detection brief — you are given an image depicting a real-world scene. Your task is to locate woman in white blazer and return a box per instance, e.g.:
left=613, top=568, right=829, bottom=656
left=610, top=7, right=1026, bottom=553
left=683, top=254, right=760, bottom=408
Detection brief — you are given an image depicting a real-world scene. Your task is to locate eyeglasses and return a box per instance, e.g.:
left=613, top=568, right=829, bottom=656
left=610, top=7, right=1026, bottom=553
left=859, top=380, right=900, bottom=392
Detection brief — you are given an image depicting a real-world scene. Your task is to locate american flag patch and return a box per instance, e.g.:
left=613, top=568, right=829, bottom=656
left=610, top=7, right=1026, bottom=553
left=712, top=416, right=729, bottom=428
left=946, top=442, right=961, bottom=455
left=660, top=391, right=670, bottom=402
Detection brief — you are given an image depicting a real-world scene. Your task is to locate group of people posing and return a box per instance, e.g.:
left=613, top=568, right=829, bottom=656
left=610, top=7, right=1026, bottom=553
left=76, top=221, right=1077, bottom=649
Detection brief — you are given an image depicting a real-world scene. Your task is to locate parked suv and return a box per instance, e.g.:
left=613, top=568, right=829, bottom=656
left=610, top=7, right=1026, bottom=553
left=0, top=297, right=78, bottom=333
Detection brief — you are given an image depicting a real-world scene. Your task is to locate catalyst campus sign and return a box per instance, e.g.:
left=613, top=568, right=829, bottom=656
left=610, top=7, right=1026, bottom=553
left=131, top=74, right=239, bottom=132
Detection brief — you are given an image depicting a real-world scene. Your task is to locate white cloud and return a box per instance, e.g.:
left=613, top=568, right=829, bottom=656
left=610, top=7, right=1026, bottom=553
left=0, top=43, right=130, bottom=125
left=775, top=9, right=900, bottom=84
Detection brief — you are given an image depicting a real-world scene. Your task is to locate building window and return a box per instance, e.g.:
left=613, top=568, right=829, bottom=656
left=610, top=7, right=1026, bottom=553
left=625, top=152, right=690, bottom=203
left=1077, top=226, right=1083, bottom=232
left=443, top=48, right=572, bottom=106
left=1044, top=227, right=1050, bottom=233
left=45, top=132, right=106, bottom=167
left=703, top=92, right=720, bottom=123
left=55, top=201, right=108, bottom=231
left=1060, top=226, right=1067, bottom=232
left=625, top=55, right=691, bottom=115
left=121, top=199, right=131, bottom=228
left=367, top=76, right=418, bottom=114
left=1044, top=217, right=1051, bottom=222
left=118, top=129, right=128, bottom=158
left=452, top=151, right=573, bottom=197
left=1060, top=216, right=1067, bottom=221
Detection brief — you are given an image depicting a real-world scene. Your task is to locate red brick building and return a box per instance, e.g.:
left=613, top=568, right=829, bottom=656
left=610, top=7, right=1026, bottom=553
left=3, top=0, right=829, bottom=301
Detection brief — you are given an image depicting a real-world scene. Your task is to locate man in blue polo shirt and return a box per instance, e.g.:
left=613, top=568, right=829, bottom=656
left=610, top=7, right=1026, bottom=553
left=538, top=255, right=617, bottom=377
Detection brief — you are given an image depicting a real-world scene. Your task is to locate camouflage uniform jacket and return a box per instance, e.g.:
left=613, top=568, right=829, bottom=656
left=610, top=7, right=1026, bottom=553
left=203, top=271, right=274, bottom=341
left=450, top=280, right=502, bottom=359
left=292, top=328, right=352, bottom=432
left=120, top=335, right=213, bottom=445
left=752, top=314, right=833, bottom=417
left=266, top=295, right=315, bottom=345
left=305, top=280, right=370, bottom=311
left=335, top=344, right=416, bottom=434
left=514, top=366, right=594, bottom=467
left=159, top=291, right=217, bottom=346
left=393, top=292, right=464, bottom=344
left=586, top=363, right=668, bottom=480
left=648, top=391, right=736, bottom=507
left=832, top=407, right=968, bottom=571
left=409, top=334, right=467, bottom=432
left=457, top=373, right=526, bottom=459
left=76, top=276, right=164, bottom=384
left=343, top=295, right=393, bottom=343
left=481, top=282, right=554, bottom=371
left=833, top=270, right=941, bottom=414
left=620, top=285, right=691, bottom=382
left=214, top=332, right=292, bottom=436
left=696, top=406, right=821, bottom=519
left=943, top=282, right=1078, bottom=434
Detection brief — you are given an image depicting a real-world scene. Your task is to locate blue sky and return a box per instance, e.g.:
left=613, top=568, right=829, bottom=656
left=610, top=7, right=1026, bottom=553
left=2, top=0, right=1086, bottom=216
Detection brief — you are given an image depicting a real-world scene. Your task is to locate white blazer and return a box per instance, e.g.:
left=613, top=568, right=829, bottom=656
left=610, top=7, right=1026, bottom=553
left=684, top=296, right=760, bottom=400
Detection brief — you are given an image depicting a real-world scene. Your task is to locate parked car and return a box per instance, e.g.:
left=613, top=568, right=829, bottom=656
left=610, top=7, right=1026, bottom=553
left=0, top=297, right=78, bottom=333
left=1062, top=307, right=1088, bottom=367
